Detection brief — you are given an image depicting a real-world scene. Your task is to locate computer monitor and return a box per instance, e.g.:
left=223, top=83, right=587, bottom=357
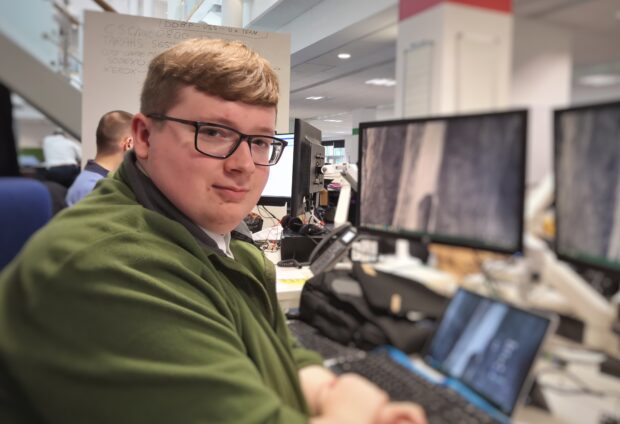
left=289, top=119, right=325, bottom=217
left=554, top=100, right=620, bottom=273
left=358, top=110, right=527, bottom=254
left=259, top=132, right=295, bottom=206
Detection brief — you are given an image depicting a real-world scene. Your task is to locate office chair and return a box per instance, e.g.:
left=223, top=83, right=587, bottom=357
left=0, top=177, right=53, bottom=270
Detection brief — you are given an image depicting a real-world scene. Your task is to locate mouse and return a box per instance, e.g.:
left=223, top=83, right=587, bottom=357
left=277, top=259, right=303, bottom=268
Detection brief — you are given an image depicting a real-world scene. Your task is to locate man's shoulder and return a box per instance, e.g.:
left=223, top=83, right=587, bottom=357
left=16, top=203, right=189, bottom=280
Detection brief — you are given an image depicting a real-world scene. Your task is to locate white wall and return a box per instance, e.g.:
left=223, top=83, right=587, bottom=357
left=15, top=120, right=57, bottom=149
left=511, top=18, right=572, bottom=184
left=243, top=0, right=280, bottom=25
left=571, top=83, right=620, bottom=105
left=396, top=3, right=512, bottom=117
left=442, top=4, right=513, bottom=113
left=395, top=5, right=443, bottom=117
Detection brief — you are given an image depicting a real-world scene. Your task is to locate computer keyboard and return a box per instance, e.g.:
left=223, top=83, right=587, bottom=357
left=287, top=320, right=363, bottom=360
left=329, top=351, right=501, bottom=424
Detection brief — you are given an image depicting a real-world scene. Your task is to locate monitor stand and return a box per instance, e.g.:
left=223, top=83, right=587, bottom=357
left=525, top=235, right=619, bottom=356
left=374, top=239, right=458, bottom=296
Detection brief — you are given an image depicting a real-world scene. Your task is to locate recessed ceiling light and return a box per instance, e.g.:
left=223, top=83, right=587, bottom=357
left=365, top=78, right=396, bottom=87
left=324, top=119, right=343, bottom=123
left=305, top=96, right=324, bottom=100
left=337, top=53, right=351, bottom=59
left=578, top=74, right=620, bottom=87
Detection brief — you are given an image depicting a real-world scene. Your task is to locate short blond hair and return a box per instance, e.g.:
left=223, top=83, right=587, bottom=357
left=140, top=38, right=279, bottom=115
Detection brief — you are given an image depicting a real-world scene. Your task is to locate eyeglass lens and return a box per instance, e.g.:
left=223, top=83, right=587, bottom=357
left=196, top=124, right=282, bottom=165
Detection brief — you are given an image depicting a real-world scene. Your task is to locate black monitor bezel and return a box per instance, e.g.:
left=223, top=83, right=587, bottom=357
left=258, top=132, right=294, bottom=207
left=553, top=99, right=620, bottom=273
left=290, top=119, right=323, bottom=217
left=357, top=109, right=528, bottom=255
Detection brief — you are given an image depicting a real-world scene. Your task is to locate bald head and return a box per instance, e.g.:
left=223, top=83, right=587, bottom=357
left=96, top=110, right=133, bottom=156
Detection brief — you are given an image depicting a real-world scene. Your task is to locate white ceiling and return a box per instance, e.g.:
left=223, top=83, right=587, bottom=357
left=283, top=0, right=620, bottom=137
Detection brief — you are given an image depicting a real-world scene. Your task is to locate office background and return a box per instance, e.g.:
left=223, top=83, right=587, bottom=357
left=2, top=0, right=620, bottom=188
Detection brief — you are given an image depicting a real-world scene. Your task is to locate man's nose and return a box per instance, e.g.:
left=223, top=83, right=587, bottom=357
left=225, top=139, right=255, bottom=172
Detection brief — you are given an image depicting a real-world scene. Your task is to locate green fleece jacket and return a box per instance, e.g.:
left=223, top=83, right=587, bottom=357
left=0, top=153, right=322, bottom=423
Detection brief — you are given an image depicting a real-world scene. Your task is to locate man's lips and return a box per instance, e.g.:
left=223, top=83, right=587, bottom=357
left=213, top=184, right=249, bottom=193
left=213, top=184, right=250, bottom=201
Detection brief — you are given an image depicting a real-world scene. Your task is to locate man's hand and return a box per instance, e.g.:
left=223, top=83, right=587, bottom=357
left=300, top=366, right=427, bottom=424
left=318, top=373, right=389, bottom=424
left=375, top=402, right=427, bottom=424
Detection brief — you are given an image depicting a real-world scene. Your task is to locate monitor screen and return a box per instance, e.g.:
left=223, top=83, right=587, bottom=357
left=426, top=289, right=552, bottom=416
left=259, top=132, right=295, bottom=206
left=290, top=119, right=325, bottom=217
left=358, top=110, right=527, bottom=254
left=554, top=101, right=620, bottom=272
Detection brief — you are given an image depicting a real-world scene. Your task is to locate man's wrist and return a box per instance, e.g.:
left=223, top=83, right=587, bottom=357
left=314, top=375, right=338, bottom=416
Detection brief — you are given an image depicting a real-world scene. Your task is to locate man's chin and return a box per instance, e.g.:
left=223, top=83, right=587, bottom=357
left=202, top=212, right=248, bottom=234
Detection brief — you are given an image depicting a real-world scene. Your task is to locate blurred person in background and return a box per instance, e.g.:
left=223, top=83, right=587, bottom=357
left=42, top=128, right=81, bottom=187
left=66, top=110, right=133, bottom=206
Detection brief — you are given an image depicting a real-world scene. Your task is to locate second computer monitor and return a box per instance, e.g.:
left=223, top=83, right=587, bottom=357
left=555, top=100, right=620, bottom=272
left=358, top=110, right=527, bottom=254
left=290, top=119, right=325, bottom=217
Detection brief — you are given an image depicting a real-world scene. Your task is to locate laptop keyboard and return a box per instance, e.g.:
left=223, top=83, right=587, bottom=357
left=329, top=351, right=501, bottom=424
left=287, top=320, right=363, bottom=360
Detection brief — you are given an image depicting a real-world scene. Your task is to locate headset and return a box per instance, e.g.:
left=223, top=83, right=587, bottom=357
left=280, top=215, right=325, bottom=236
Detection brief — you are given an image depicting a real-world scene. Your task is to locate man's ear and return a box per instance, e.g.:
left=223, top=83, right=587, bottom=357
left=124, top=136, right=133, bottom=151
left=132, top=113, right=150, bottom=160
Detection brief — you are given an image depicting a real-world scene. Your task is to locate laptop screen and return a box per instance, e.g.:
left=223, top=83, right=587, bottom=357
left=425, top=289, right=553, bottom=416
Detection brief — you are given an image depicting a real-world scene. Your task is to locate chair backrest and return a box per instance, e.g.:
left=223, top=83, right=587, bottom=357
left=0, top=178, right=53, bottom=270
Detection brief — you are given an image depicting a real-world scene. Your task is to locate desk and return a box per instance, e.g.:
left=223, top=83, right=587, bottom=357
left=514, top=339, right=620, bottom=423
left=275, top=266, right=312, bottom=310
left=282, top=255, right=620, bottom=422
left=264, top=248, right=312, bottom=310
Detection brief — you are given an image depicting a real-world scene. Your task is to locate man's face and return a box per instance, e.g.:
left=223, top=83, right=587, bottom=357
left=133, top=86, right=273, bottom=234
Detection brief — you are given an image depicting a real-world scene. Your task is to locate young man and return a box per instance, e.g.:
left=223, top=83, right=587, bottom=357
left=65, top=110, right=133, bottom=206
left=0, top=39, right=425, bottom=424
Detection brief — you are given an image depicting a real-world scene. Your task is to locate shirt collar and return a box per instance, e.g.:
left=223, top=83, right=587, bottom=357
left=84, top=160, right=109, bottom=177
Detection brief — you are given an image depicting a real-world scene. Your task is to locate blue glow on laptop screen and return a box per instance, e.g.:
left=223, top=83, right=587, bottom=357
left=425, top=289, right=551, bottom=416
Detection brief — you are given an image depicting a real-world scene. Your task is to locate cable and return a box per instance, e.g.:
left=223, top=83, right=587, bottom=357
left=258, top=204, right=279, bottom=222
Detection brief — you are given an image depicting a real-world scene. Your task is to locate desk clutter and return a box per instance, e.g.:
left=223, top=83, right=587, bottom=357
left=290, top=285, right=557, bottom=424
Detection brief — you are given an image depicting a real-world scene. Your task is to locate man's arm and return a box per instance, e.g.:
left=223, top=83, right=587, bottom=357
left=1, top=233, right=310, bottom=424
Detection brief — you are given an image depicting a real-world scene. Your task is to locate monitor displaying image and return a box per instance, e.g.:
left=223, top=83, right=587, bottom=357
left=358, top=110, right=527, bottom=254
left=555, top=101, right=620, bottom=272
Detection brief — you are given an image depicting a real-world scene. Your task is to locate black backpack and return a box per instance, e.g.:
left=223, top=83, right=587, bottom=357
left=299, top=263, right=447, bottom=354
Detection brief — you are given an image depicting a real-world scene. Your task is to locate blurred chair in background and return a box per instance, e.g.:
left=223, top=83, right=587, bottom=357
left=0, top=178, right=53, bottom=270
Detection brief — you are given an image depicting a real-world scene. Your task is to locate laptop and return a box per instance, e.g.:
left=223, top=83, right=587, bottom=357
left=328, top=288, right=557, bottom=423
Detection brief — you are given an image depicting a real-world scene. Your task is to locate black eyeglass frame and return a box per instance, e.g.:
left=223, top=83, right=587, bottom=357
left=147, top=113, right=288, bottom=166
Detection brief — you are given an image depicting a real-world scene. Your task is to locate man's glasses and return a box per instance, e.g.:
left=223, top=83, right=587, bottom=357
left=147, top=113, right=288, bottom=166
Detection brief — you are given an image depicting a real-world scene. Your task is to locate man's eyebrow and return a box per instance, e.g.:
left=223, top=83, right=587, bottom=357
left=199, top=116, right=275, bottom=134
